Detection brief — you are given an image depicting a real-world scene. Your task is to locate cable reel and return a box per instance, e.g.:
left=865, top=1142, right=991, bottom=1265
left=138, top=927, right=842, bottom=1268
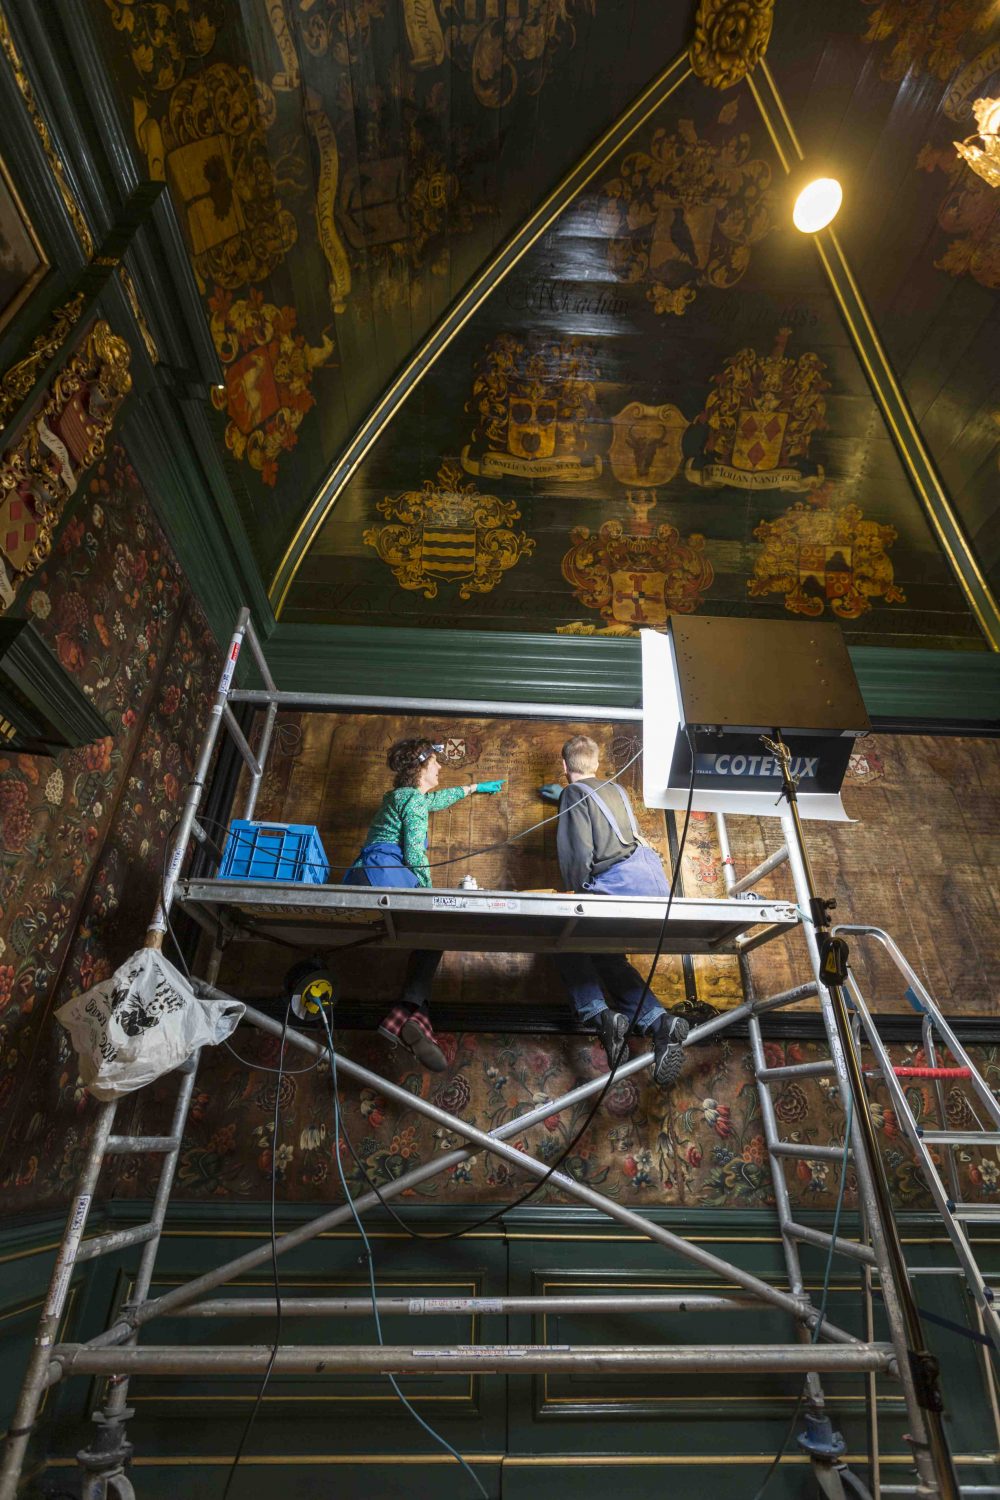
left=284, top=959, right=336, bottom=1025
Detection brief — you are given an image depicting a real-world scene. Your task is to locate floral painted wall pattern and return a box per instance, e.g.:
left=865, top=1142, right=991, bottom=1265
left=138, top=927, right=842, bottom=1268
left=0, top=445, right=220, bottom=1217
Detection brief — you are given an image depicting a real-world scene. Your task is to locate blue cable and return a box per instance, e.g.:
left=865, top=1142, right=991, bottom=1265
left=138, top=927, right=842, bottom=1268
left=319, top=1006, right=489, bottom=1500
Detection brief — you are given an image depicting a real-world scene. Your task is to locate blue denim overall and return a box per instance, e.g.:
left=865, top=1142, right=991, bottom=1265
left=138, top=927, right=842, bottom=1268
left=554, top=782, right=670, bottom=1034
left=344, top=842, right=439, bottom=1008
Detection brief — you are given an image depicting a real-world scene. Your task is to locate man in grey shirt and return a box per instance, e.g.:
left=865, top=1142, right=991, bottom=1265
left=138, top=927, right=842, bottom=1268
left=549, top=735, right=688, bottom=1086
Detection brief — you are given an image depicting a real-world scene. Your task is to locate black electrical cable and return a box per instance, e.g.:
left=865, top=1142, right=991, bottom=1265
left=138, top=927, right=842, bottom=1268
left=327, top=730, right=700, bottom=1242
left=220, top=998, right=291, bottom=1500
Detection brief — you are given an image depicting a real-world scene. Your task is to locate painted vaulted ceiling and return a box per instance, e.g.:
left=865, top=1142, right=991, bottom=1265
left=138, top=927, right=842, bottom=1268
left=86, top=0, right=1000, bottom=650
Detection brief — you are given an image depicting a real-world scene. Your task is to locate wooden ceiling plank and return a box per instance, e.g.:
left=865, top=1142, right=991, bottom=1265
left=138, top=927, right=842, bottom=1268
left=269, top=47, right=694, bottom=615
left=752, top=59, right=1000, bottom=653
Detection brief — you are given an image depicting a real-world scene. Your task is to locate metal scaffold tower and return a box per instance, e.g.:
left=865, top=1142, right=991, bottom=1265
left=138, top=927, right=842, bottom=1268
left=2, top=607, right=998, bottom=1500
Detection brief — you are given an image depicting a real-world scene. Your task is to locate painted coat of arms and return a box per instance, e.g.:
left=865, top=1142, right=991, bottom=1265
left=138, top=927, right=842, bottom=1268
left=364, top=463, right=535, bottom=599
left=687, top=328, right=829, bottom=490
left=401, top=0, right=594, bottom=107
left=558, top=500, right=713, bottom=635
left=748, top=494, right=906, bottom=620
left=598, top=105, right=774, bottom=316
left=209, top=288, right=335, bottom=486
left=609, top=401, right=688, bottom=491
left=133, top=62, right=305, bottom=291
left=462, top=334, right=602, bottom=482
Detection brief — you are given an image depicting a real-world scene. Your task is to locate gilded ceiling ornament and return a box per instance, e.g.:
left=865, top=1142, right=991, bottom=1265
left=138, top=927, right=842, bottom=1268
left=364, top=462, right=534, bottom=600
left=0, top=321, right=131, bottom=610
left=116, top=265, right=159, bottom=364
left=0, top=292, right=86, bottom=424
left=208, top=288, right=335, bottom=488
left=558, top=499, right=713, bottom=636
left=748, top=491, right=905, bottom=621
left=917, top=141, right=1000, bottom=290
left=462, top=334, right=602, bottom=482
left=600, top=107, right=774, bottom=316
left=0, top=6, right=94, bottom=256
left=402, top=0, right=594, bottom=108
left=690, top=0, right=774, bottom=90
left=686, top=328, right=829, bottom=491
left=101, top=0, right=223, bottom=91
left=132, top=63, right=305, bottom=291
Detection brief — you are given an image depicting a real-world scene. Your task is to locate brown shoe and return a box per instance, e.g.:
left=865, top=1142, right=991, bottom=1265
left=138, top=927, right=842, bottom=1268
left=399, top=1016, right=447, bottom=1072
left=378, top=1004, right=448, bottom=1072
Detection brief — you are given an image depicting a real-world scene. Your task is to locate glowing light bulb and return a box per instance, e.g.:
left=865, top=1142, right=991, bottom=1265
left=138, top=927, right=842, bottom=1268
left=792, top=177, right=843, bottom=233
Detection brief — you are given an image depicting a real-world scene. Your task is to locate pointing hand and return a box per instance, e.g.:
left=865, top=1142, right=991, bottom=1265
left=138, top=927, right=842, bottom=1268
left=476, top=780, right=505, bottom=794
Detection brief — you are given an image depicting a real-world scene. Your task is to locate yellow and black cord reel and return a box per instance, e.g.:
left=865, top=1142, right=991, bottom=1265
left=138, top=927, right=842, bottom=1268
left=285, top=960, right=336, bottom=1024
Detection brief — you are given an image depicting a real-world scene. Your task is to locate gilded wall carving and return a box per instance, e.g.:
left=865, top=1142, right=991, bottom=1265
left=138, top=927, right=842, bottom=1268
left=0, top=321, right=132, bottom=609
left=0, top=291, right=85, bottom=424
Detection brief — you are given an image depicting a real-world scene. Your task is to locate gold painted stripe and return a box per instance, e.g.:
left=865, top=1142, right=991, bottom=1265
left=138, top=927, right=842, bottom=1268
left=270, top=52, right=693, bottom=614
left=43, top=1453, right=993, bottom=1469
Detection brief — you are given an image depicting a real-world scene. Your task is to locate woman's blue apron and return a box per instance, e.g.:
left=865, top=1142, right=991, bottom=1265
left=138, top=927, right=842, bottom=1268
left=344, top=841, right=422, bottom=889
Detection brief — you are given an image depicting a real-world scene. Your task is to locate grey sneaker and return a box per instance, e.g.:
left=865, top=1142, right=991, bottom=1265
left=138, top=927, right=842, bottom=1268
left=651, top=1012, right=690, bottom=1088
left=594, top=1008, right=629, bottom=1069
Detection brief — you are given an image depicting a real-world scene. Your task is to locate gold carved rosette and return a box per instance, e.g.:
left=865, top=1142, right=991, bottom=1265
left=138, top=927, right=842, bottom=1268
left=0, top=321, right=131, bottom=610
left=690, top=0, right=775, bottom=89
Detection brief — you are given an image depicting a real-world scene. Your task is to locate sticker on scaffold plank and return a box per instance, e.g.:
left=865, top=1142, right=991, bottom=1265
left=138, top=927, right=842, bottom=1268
left=409, top=1298, right=504, bottom=1314
left=44, top=1195, right=90, bottom=1316
left=484, top=897, right=520, bottom=913
left=432, top=895, right=469, bottom=910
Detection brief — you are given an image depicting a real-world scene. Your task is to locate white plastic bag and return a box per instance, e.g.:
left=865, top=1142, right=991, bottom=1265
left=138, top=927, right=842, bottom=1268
left=56, top=949, right=245, bottom=1101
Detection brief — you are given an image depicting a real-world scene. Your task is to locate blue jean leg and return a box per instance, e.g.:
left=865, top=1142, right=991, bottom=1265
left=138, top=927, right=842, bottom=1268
left=551, top=953, right=610, bottom=1025
left=590, top=953, right=663, bottom=1033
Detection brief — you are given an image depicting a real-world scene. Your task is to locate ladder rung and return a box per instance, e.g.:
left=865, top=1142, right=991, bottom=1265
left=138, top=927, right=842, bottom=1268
left=76, top=1223, right=159, bottom=1262
left=786, top=1223, right=878, bottom=1265
left=953, top=1204, right=1000, bottom=1222
left=918, top=1130, right=1000, bottom=1148
left=105, top=1135, right=181, bottom=1155
left=771, top=1142, right=852, bottom=1162
left=757, top=1060, right=835, bottom=1082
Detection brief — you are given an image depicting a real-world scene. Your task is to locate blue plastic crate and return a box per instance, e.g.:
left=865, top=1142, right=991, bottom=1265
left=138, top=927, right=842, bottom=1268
left=219, top=821, right=329, bottom=884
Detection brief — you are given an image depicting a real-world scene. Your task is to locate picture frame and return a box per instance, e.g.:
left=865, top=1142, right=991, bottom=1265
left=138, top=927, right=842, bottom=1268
left=0, top=147, right=48, bottom=336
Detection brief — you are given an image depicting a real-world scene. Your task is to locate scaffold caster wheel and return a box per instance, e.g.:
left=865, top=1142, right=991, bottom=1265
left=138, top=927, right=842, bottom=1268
left=285, top=959, right=336, bottom=1024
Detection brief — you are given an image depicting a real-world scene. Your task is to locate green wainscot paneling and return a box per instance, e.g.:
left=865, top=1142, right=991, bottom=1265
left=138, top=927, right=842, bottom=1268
left=8, top=1203, right=1000, bottom=1500
left=261, top=623, right=1000, bottom=729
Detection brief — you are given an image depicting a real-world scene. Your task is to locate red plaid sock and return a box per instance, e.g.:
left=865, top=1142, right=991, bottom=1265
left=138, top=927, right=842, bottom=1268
left=378, top=1002, right=416, bottom=1039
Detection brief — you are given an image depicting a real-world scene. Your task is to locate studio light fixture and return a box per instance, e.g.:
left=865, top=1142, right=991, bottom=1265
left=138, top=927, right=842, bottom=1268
left=954, top=97, right=1000, bottom=189
left=792, top=176, right=843, bottom=233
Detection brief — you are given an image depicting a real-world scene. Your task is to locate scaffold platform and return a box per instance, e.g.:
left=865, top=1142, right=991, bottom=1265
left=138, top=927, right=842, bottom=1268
left=175, top=879, right=799, bottom=955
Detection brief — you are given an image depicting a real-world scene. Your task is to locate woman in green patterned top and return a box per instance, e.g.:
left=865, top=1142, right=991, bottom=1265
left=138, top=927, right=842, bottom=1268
left=345, top=738, right=504, bottom=1070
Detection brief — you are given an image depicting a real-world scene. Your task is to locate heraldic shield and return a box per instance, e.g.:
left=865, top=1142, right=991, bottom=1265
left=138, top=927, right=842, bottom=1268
left=609, top=402, right=688, bottom=489
left=749, top=498, right=906, bottom=621
left=364, top=466, right=534, bottom=600
left=687, top=329, right=829, bottom=490
left=560, top=516, right=713, bottom=635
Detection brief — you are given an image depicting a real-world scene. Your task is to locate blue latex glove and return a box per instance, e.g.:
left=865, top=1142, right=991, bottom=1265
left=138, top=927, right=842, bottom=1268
left=538, top=782, right=563, bottom=803
left=476, top=780, right=505, bottom=794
